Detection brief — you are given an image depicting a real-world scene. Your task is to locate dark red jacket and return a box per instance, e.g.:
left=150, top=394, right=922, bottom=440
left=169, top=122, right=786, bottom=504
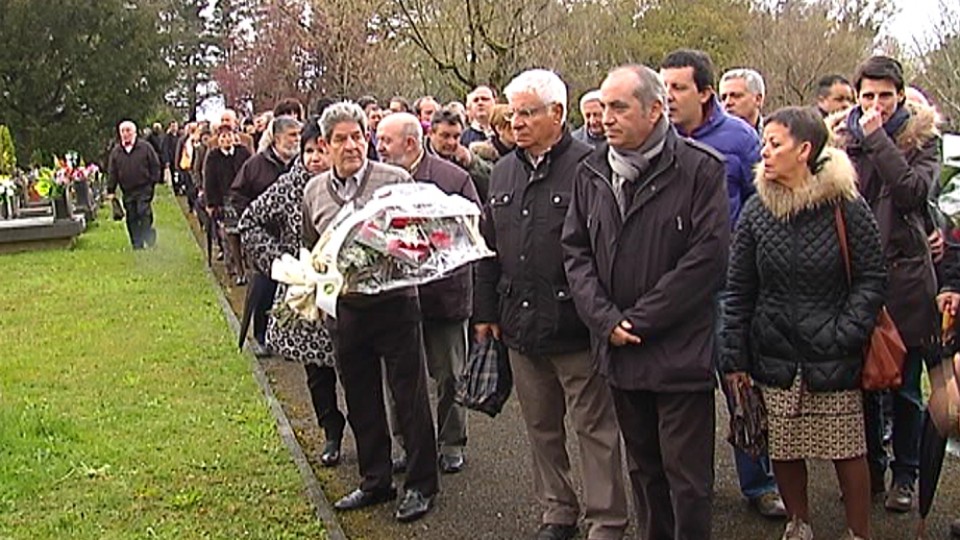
left=829, top=102, right=941, bottom=348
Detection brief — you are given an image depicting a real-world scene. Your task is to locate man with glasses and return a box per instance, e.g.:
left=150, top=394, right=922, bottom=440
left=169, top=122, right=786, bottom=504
left=474, top=69, right=627, bottom=540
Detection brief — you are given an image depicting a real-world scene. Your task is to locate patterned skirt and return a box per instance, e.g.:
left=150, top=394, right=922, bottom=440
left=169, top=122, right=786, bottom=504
left=265, top=284, right=336, bottom=367
left=760, top=377, right=865, bottom=461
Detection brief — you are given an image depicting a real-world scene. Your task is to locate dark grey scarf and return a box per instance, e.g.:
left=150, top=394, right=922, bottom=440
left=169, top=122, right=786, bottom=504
left=607, top=114, right=669, bottom=213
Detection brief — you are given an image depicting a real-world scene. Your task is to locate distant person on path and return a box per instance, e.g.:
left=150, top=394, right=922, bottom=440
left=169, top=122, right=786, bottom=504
left=719, top=68, right=765, bottom=133
left=460, top=85, right=496, bottom=146
left=204, top=124, right=252, bottom=284
left=815, top=75, right=856, bottom=117
left=571, top=90, right=605, bottom=148
left=475, top=69, right=628, bottom=540
left=563, top=64, right=729, bottom=540
left=302, top=101, right=439, bottom=523
left=239, top=117, right=347, bottom=468
left=107, top=120, right=161, bottom=250
left=721, top=106, right=886, bottom=540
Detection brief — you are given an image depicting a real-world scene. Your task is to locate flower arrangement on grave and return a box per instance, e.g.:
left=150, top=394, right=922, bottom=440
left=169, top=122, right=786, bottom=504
left=271, top=182, right=493, bottom=320
left=32, top=153, right=99, bottom=200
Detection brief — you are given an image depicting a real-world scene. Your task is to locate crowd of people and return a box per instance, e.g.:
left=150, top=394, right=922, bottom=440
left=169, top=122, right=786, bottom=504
left=103, top=48, right=960, bottom=540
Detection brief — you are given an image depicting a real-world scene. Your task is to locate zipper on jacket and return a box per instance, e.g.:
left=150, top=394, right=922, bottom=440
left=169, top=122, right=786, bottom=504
left=789, top=219, right=801, bottom=380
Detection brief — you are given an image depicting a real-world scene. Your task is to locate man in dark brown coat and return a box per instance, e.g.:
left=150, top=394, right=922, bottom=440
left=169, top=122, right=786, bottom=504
left=562, top=64, right=730, bottom=540
left=827, top=55, right=941, bottom=512
left=377, top=112, right=481, bottom=474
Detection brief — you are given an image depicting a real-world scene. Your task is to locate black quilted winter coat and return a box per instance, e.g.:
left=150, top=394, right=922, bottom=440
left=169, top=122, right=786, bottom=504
left=720, top=147, right=887, bottom=391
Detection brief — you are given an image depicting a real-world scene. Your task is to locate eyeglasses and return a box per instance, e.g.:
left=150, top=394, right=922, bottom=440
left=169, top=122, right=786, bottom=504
left=504, top=104, right=551, bottom=121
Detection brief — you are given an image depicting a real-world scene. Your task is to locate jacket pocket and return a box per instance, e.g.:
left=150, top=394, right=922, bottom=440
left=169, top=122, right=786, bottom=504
left=550, top=191, right=571, bottom=212
left=552, top=284, right=586, bottom=338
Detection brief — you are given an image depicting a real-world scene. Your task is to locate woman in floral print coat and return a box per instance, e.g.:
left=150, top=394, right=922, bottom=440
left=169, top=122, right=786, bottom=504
left=240, top=119, right=346, bottom=466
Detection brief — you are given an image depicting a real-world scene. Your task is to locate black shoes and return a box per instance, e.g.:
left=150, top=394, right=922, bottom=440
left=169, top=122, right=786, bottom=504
left=535, top=523, right=578, bottom=540
left=333, top=487, right=396, bottom=511
left=320, top=439, right=341, bottom=467
left=439, top=453, right=465, bottom=474
left=318, top=412, right=345, bottom=467
left=395, top=489, right=434, bottom=523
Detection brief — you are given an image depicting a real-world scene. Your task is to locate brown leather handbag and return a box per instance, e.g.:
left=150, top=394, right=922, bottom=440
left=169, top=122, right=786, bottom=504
left=835, top=205, right=906, bottom=390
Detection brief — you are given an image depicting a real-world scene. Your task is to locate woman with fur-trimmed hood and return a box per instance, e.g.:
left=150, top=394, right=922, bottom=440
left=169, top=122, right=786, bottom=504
left=721, top=106, right=887, bottom=540
left=826, top=55, right=942, bottom=514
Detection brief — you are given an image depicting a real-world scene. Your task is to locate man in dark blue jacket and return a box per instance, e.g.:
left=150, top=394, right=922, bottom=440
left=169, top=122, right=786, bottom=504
left=661, top=49, right=785, bottom=520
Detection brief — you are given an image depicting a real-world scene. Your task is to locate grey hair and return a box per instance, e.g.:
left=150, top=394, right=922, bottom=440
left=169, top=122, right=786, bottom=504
left=318, top=101, right=368, bottom=140
left=609, top=64, right=667, bottom=110
left=504, top=69, right=568, bottom=123
left=118, top=120, right=137, bottom=132
left=579, top=90, right=601, bottom=111
left=272, top=116, right=302, bottom=136
left=720, top=68, right=766, bottom=97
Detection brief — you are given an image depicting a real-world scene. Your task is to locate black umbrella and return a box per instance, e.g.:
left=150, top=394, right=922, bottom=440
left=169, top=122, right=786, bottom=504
left=237, top=277, right=257, bottom=351
left=915, top=409, right=947, bottom=539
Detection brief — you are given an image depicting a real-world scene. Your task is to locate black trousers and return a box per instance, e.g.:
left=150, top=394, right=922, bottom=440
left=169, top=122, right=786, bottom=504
left=304, top=363, right=345, bottom=440
left=328, top=293, right=439, bottom=496
left=122, top=186, right=155, bottom=249
left=612, top=388, right=715, bottom=540
left=250, top=272, right=278, bottom=345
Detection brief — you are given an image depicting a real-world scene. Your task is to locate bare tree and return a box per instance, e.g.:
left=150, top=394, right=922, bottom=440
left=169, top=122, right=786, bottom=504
left=911, top=0, right=960, bottom=130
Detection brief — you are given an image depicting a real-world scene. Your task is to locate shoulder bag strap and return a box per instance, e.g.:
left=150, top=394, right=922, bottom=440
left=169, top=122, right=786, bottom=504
left=834, top=204, right=852, bottom=286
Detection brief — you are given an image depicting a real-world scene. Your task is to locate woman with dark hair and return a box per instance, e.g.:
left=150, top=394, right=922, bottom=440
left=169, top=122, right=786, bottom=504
left=720, top=106, right=887, bottom=540
left=204, top=125, right=252, bottom=284
left=239, top=117, right=346, bottom=466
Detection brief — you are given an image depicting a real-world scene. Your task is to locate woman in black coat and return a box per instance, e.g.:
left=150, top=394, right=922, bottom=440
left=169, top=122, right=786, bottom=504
left=238, top=119, right=345, bottom=466
left=204, top=125, right=252, bottom=284
left=720, top=107, right=886, bottom=540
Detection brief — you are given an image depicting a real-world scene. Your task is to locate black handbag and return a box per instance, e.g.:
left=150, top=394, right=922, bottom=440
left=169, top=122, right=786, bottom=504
left=111, top=198, right=125, bottom=221
left=455, top=337, right=513, bottom=418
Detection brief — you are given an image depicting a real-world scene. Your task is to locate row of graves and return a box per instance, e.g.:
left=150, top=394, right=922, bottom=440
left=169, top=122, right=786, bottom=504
left=0, top=152, right=103, bottom=253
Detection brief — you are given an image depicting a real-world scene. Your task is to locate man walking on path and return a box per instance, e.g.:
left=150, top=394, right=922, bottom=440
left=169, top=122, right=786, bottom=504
left=107, top=120, right=162, bottom=250
left=563, top=64, right=730, bottom=540
left=475, top=69, right=628, bottom=540
left=661, top=49, right=786, bottom=519
left=303, top=102, right=439, bottom=524
left=377, top=112, right=480, bottom=475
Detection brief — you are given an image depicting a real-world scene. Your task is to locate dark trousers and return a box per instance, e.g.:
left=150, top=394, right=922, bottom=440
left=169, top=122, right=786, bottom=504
left=329, top=294, right=439, bottom=496
left=304, top=363, right=345, bottom=440
left=250, top=272, right=278, bottom=345
left=612, top=388, right=715, bottom=540
left=865, top=346, right=924, bottom=487
left=122, top=186, right=155, bottom=249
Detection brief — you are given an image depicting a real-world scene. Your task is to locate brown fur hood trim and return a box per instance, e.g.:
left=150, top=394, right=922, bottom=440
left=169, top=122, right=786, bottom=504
left=469, top=140, right=500, bottom=162
left=755, top=146, right=858, bottom=220
left=825, top=100, right=940, bottom=152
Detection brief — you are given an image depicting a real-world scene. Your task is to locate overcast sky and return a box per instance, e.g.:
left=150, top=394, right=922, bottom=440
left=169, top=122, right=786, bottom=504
left=885, top=0, right=951, bottom=50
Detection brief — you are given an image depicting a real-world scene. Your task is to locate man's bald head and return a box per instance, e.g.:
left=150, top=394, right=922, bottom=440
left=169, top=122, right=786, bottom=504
left=220, top=109, right=239, bottom=129
left=376, top=112, right=424, bottom=169
left=118, top=120, right=137, bottom=145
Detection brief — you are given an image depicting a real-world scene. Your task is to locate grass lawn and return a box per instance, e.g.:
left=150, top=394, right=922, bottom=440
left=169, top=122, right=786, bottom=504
left=0, top=188, right=324, bottom=539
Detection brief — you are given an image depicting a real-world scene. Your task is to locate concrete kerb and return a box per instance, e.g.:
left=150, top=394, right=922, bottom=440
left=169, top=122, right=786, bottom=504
left=174, top=197, right=348, bottom=540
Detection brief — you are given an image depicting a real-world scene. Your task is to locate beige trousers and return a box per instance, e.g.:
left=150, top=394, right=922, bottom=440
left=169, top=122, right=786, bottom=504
left=509, top=348, right=628, bottom=540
